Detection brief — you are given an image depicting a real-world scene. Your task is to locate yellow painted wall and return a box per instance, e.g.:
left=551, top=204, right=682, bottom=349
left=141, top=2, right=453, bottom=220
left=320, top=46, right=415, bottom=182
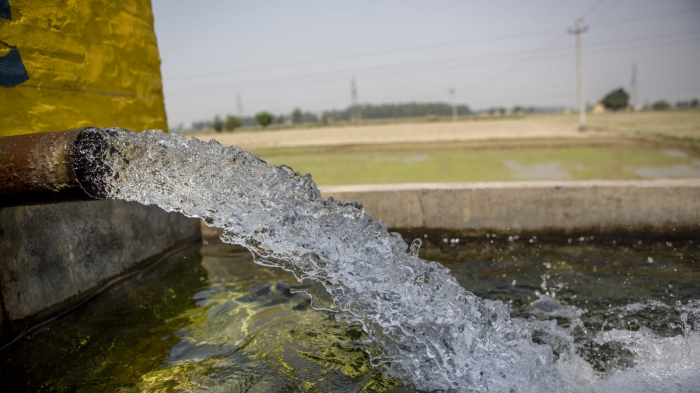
left=0, top=0, right=167, bottom=136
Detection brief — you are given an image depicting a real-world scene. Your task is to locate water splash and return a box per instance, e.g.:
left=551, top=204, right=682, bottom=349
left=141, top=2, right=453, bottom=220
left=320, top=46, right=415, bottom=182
left=75, top=128, right=697, bottom=392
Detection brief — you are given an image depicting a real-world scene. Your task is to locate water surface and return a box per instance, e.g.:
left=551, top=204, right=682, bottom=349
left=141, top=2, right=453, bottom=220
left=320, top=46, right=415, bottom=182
left=1, top=238, right=697, bottom=392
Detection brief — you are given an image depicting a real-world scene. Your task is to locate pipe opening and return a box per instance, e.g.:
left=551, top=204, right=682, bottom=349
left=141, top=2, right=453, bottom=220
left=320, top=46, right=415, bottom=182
left=72, top=127, right=120, bottom=200
left=0, top=127, right=127, bottom=206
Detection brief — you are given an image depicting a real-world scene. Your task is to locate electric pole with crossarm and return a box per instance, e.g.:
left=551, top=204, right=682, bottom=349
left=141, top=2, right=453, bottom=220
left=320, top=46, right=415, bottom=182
left=569, top=18, right=588, bottom=131
left=449, top=88, right=457, bottom=121
left=351, top=77, right=361, bottom=124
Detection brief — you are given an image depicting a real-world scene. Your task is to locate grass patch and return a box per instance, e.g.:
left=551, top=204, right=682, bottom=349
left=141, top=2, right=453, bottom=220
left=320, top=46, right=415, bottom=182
left=253, top=140, right=700, bottom=186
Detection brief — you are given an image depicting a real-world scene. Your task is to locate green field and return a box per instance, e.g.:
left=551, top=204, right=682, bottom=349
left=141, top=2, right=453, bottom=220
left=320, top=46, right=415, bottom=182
left=253, top=138, right=700, bottom=186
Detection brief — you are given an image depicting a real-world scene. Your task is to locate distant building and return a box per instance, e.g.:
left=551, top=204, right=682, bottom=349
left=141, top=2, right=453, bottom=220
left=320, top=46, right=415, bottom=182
left=591, top=103, right=606, bottom=114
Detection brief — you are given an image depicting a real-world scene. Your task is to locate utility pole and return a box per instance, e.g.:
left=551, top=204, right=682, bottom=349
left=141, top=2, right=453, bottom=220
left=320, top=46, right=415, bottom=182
left=449, top=88, right=457, bottom=121
left=569, top=18, right=588, bottom=131
left=630, top=63, right=638, bottom=111
left=351, top=77, right=361, bottom=123
left=236, top=95, right=243, bottom=117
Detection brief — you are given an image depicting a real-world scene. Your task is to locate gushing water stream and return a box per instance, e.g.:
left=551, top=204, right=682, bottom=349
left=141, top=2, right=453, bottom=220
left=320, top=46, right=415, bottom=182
left=75, top=128, right=698, bottom=392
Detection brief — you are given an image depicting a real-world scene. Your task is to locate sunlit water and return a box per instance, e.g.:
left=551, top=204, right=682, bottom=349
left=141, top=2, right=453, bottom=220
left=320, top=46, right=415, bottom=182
left=55, top=128, right=699, bottom=392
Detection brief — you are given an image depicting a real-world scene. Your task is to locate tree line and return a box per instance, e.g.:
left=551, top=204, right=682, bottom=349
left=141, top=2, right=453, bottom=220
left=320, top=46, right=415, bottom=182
left=191, top=108, right=320, bottom=132
left=185, top=93, right=698, bottom=132
left=321, top=102, right=471, bottom=122
left=599, top=88, right=698, bottom=111
left=190, top=102, right=472, bottom=132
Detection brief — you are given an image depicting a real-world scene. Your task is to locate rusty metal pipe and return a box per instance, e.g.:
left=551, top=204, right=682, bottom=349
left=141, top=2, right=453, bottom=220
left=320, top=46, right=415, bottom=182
left=0, top=128, right=110, bottom=207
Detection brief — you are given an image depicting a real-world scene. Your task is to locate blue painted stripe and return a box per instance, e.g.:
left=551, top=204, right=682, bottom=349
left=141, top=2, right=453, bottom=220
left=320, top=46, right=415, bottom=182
left=0, top=0, right=10, bottom=20
left=0, top=47, right=29, bottom=87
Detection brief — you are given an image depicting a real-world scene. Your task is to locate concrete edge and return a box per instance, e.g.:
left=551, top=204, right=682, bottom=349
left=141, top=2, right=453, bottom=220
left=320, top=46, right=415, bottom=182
left=319, top=179, right=700, bottom=235
left=320, top=179, right=700, bottom=193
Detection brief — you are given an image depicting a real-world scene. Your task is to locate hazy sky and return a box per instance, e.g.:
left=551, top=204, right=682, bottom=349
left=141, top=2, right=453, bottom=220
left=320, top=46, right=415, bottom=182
left=151, top=0, right=700, bottom=127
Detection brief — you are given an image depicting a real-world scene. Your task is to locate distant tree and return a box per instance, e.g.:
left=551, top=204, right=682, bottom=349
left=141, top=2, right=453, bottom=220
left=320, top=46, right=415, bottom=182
left=600, top=88, right=629, bottom=110
left=677, top=99, right=700, bottom=109
left=213, top=115, right=224, bottom=132
left=224, top=115, right=243, bottom=131
left=321, top=113, right=332, bottom=125
left=304, top=111, right=319, bottom=123
left=292, top=108, right=303, bottom=124
left=255, top=111, right=273, bottom=128
left=488, top=107, right=506, bottom=116
left=191, top=120, right=212, bottom=131
left=651, top=100, right=670, bottom=111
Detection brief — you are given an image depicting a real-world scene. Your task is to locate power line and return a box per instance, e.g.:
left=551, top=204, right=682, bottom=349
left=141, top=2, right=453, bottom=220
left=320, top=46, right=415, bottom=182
left=167, top=31, right=700, bottom=95
left=460, top=35, right=567, bottom=92
left=166, top=31, right=700, bottom=98
left=580, top=0, right=607, bottom=19
left=169, top=35, right=700, bottom=102
left=165, top=7, right=700, bottom=83
left=166, top=27, right=562, bottom=82
left=166, top=35, right=700, bottom=101
left=455, top=25, right=700, bottom=94
left=457, top=35, right=700, bottom=93
left=594, top=8, right=700, bottom=27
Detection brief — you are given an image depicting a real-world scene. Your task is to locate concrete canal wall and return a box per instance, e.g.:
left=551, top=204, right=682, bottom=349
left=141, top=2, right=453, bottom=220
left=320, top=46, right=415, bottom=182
left=0, top=201, right=200, bottom=342
left=320, top=179, right=700, bottom=235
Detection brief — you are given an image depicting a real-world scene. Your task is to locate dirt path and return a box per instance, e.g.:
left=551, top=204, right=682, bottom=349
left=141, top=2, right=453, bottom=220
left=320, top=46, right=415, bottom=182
left=187, top=116, right=614, bottom=150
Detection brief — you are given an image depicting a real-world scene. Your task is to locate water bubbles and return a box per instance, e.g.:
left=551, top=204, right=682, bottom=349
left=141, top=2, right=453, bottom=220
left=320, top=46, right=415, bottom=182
left=82, top=128, right=700, bottom=393
left=81, top=128, right=568, bottom=391
left=408, top=238, right=422, bottom=257
left=412, top=272, right=429, bottom=285
left=648, top=256, right=654, bottom=263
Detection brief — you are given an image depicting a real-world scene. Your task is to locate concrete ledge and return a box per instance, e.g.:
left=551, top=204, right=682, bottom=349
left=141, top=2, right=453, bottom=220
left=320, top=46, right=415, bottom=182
left=0, top=200, right=200, bottom=341
left=320, top=179, right=700, bottom=234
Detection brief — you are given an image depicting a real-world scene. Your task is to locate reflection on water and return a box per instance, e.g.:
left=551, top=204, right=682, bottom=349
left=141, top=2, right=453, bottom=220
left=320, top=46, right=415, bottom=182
left=504, top=160, right=571, bottom=180
left=0, top=237, right=697, bottom=392
left=634, top=160, right=700, bottom=178
left=662, top=149, right=688, bottom=159
left=0, top=245, right=399, bottom=392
